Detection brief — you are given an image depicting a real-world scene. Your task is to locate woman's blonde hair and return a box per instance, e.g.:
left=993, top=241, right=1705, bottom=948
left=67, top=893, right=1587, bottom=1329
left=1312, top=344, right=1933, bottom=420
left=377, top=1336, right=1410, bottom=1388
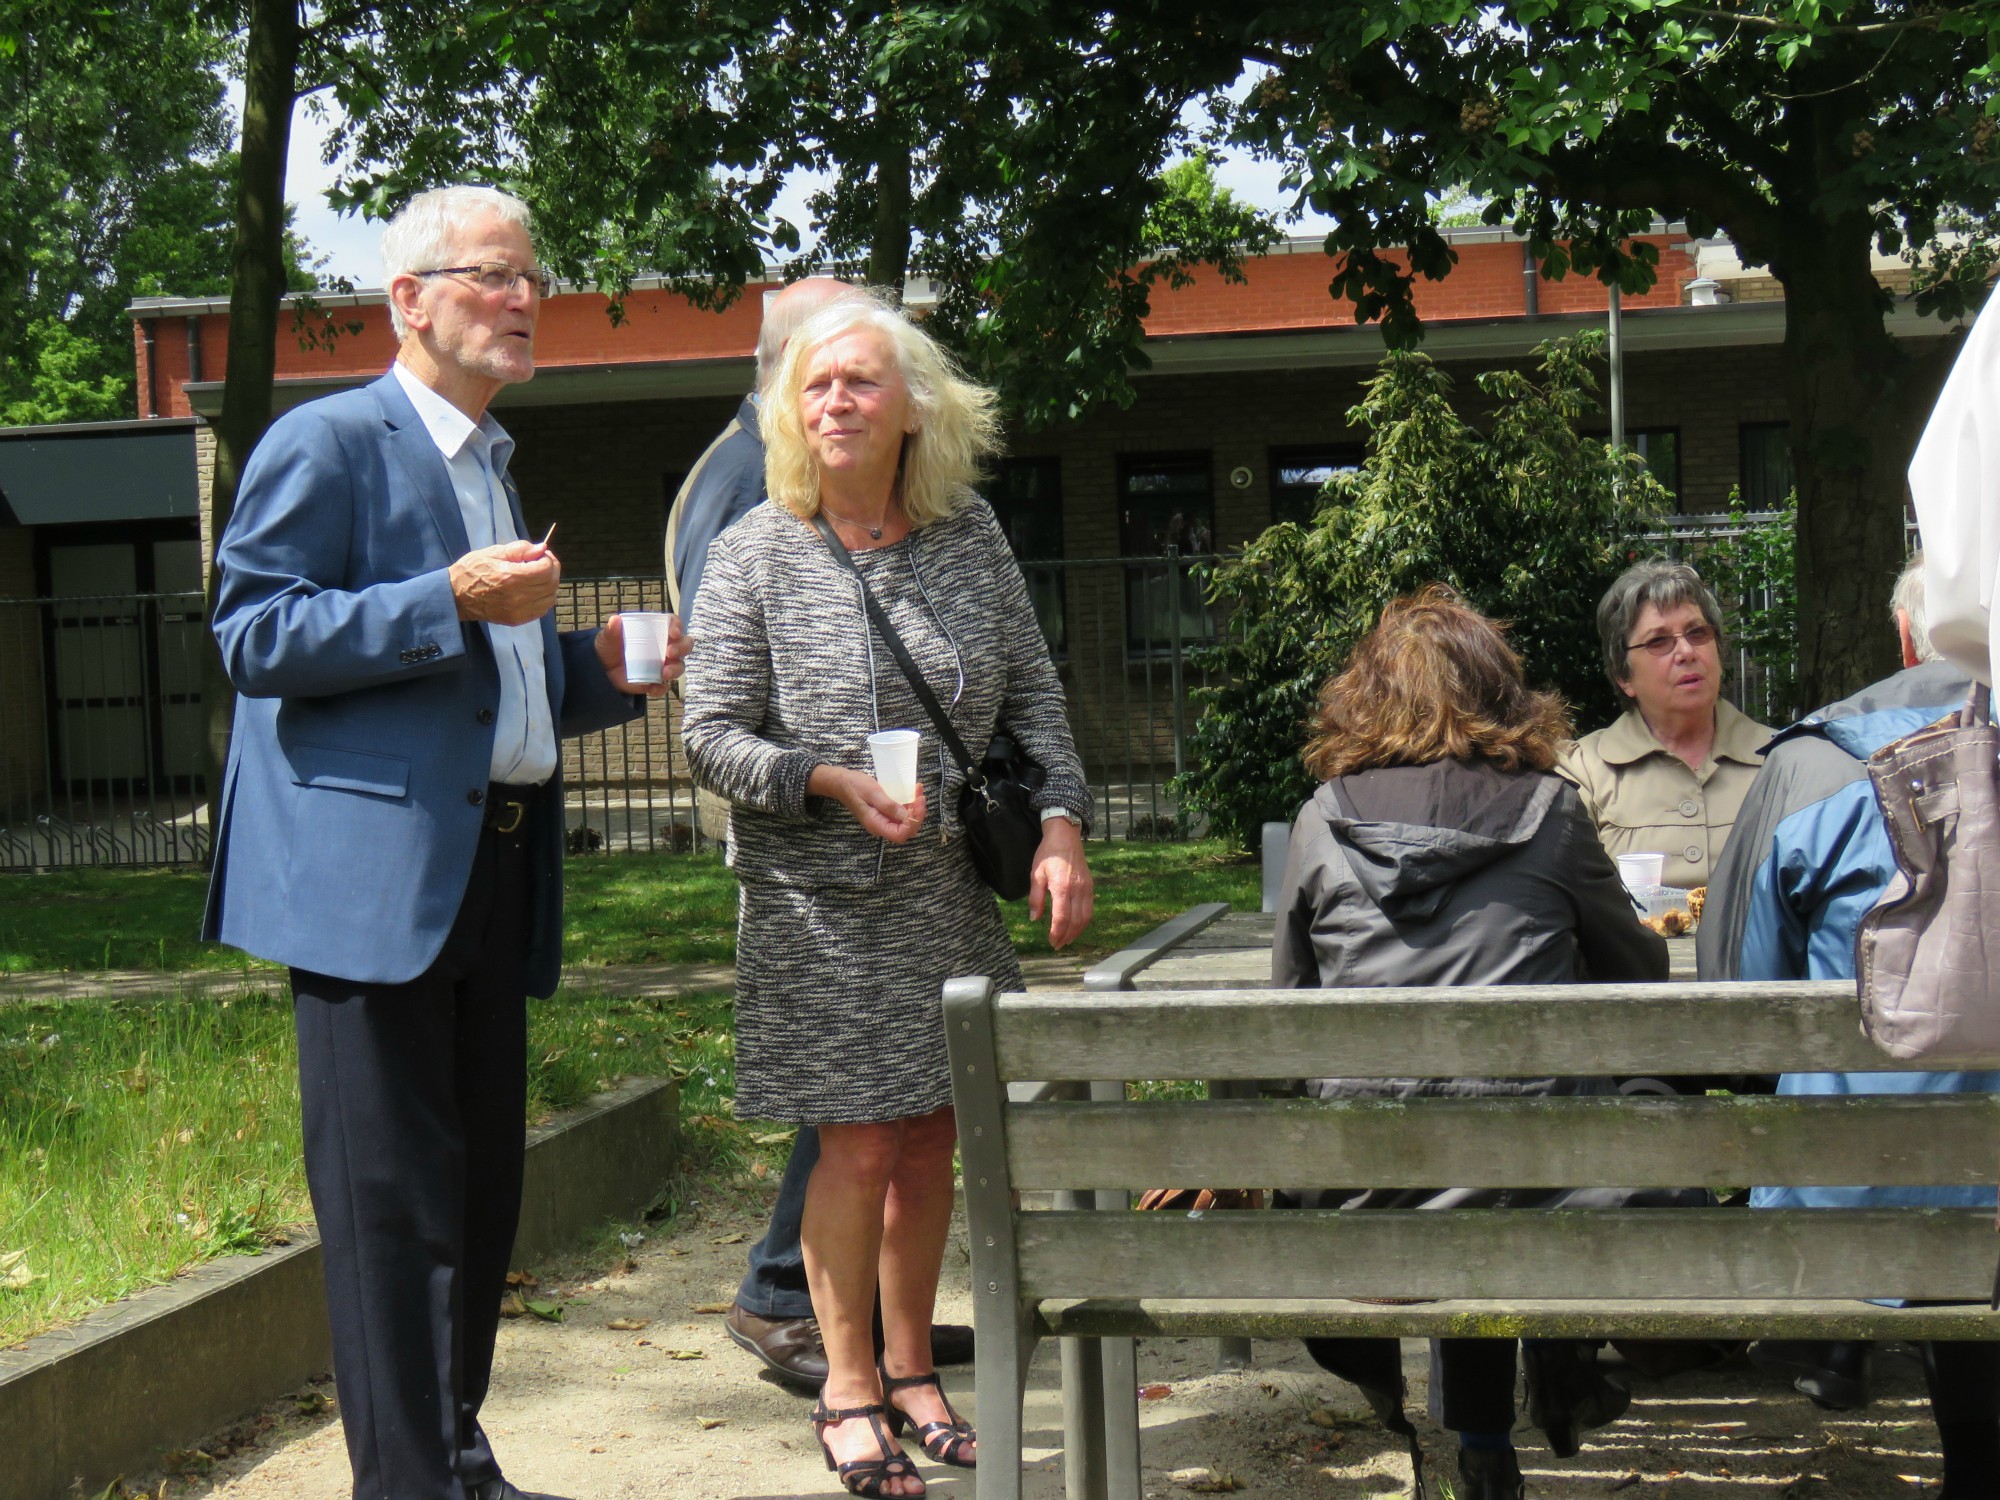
left=759, top=289, right=1000, bottom=526
left=1302, top=586, right=1573, bottom=780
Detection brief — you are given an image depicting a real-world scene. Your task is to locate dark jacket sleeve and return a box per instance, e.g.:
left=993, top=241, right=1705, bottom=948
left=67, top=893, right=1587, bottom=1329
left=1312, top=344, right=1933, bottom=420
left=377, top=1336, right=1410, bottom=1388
left=1271, top=802, right=1327, bottom=988
left=1556, top=786, right=1668, bottom=982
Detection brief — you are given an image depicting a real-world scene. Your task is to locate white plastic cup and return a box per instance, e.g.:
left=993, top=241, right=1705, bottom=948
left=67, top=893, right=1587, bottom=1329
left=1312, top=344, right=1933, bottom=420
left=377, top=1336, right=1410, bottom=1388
left=866, top=729, right=921, bottom=804
left=1615, top=851, right=1666, bottom=895
left=620, top=611, right=671, bottom=685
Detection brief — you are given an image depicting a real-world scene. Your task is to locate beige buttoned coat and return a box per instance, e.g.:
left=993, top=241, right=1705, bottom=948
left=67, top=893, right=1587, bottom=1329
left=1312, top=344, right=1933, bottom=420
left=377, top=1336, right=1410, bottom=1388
left=1557, top=699, right=1774, bottom=888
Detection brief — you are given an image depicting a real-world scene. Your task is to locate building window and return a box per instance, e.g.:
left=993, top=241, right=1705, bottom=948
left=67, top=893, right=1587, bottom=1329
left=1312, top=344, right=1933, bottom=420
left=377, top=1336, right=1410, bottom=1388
left=981, top=458, right=1065, bottom=654
left=1739, top=422, right=1793, bottom=509
left=1269, top=445, right=1365, bottom=527
left=1119, top=453, right=1215, bottom=655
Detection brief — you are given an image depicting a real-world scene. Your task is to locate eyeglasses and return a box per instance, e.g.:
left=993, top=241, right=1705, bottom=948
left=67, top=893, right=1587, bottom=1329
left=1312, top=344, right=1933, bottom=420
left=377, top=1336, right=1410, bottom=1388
left=416, top=261, right=556, bottom=299
left=1626, top=624, right=1718, bottom=657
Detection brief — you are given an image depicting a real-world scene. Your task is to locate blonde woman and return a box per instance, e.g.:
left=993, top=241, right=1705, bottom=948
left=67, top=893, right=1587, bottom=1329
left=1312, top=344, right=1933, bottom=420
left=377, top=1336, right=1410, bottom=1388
left=681, top=291, right=1093, bottom=1496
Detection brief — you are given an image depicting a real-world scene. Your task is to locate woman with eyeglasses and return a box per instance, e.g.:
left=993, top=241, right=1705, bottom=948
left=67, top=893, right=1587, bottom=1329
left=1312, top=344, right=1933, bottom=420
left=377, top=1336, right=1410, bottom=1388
left=1559, top=560, right=1771, bottom=889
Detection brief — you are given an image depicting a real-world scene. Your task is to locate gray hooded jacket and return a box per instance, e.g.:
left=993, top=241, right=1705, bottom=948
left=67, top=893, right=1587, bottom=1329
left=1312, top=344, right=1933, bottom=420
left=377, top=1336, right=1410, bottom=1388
left=1272, top=758, right=1671, bottom=1210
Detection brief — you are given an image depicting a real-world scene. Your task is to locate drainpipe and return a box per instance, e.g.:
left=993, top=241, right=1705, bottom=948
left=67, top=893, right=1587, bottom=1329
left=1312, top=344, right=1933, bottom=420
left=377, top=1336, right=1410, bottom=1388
left=1522, top=241, right=1540, bottom=319
left=1608, top=284, right=1625, bottom=449
left=141, top=319, right=158, bottom=418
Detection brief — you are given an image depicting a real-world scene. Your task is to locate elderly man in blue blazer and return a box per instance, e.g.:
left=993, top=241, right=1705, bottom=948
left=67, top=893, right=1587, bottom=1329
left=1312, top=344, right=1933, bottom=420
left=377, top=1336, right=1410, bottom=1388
left=204, top=184, right=682, bottom=1500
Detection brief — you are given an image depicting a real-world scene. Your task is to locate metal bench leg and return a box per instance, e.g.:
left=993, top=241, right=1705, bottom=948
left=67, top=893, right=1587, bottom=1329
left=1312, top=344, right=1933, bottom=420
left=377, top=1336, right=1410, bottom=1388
left=1060, top=1332, right=1108, bottom=1500
left=1204, top=1077, right=1259, bottom=1375
left=1056, top=1182, right=1110, bottom=1500
left=1098, top=1331, right=1142, bottom=1498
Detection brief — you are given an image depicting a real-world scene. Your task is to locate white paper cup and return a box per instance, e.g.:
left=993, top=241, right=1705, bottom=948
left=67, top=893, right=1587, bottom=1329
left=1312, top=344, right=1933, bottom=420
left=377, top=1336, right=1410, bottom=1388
left=620, top=611, right=671, bottom=685
left=866, top=729, right=921, bottom=803
left=1615, top=851, right=1666, bottom=895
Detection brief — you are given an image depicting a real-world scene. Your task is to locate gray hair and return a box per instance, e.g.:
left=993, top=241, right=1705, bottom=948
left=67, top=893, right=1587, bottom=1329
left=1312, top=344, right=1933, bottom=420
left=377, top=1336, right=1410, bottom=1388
left=755, top=278, right=864, bottom=392
left=1892, top=550, right=1937, bottom=663
left=381, top=186, right=534, bottom=339
left=1596, top=559, right=1727, bottom=688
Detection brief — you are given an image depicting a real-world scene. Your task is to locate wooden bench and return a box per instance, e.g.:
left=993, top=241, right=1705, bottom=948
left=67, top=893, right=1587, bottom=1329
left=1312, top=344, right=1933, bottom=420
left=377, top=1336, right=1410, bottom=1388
left=944, top=972, right=2000, bottom=1500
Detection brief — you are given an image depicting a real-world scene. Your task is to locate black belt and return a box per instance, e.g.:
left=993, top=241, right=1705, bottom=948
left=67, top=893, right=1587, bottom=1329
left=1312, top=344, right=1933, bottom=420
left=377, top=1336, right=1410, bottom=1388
left=482, top=782, right=541, bottom=835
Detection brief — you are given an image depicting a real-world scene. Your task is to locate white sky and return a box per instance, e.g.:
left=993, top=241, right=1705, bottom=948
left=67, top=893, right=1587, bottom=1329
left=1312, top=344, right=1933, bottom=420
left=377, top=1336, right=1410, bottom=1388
left=276, top=94, right=1340, bottom=289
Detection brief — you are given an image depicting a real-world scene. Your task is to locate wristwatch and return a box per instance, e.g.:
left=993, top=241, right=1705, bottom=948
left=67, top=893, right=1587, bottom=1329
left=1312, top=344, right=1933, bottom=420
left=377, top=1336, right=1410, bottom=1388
left=1041, top=805, right=1083, bottom=830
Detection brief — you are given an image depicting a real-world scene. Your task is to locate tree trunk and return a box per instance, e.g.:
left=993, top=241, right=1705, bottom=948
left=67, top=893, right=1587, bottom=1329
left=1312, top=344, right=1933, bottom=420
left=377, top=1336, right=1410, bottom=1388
left=866, top=139, right=912, bottom=295
left=1776, top=220, right=1917, bottom=711
left=199, top=0, right=299, bottom=851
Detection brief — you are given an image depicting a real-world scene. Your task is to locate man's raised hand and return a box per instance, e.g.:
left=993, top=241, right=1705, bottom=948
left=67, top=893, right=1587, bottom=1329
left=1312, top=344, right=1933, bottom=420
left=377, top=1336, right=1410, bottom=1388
left=449, top=539, right=561, bottom=625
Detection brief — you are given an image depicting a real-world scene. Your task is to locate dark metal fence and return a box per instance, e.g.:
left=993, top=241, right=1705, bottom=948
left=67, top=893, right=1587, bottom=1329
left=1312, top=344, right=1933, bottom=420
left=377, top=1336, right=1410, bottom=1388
left=2, top=520, right=1807, bottom=870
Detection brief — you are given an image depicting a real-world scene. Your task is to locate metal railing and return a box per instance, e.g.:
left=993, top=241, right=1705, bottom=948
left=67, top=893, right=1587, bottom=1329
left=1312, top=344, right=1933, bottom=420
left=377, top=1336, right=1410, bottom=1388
left=2, top=517, right=1810, bottom=869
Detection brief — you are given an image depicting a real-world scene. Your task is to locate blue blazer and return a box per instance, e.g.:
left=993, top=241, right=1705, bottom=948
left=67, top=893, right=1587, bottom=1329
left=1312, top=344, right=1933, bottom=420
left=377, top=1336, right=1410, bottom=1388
left=202, top=371, right=640, bottom=994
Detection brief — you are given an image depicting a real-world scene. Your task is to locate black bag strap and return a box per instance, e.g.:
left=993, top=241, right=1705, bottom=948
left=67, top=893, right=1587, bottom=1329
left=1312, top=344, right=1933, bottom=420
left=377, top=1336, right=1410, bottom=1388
left=809, top=513, right=985, bottom=784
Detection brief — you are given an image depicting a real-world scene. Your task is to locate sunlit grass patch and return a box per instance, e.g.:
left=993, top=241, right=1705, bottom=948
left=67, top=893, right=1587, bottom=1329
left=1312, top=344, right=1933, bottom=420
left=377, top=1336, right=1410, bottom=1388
left=0, top=988, right=741, bottom=1348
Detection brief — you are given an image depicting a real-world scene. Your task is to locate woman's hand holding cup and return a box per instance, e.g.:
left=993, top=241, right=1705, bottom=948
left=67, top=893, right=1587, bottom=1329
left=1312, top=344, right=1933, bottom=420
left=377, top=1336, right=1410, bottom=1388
left=809, top=764, right=927, bottom=844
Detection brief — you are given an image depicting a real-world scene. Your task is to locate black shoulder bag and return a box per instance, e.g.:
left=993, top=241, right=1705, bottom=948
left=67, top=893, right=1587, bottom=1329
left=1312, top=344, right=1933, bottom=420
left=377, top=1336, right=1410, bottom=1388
left=810, top=514, right=1047, bottom=900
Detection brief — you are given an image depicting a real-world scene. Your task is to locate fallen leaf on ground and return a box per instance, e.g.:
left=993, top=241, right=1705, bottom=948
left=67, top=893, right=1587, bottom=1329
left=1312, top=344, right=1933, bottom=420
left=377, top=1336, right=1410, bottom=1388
left=711, top=1231, right=748, bottom=1244
left=1170, top=1469, right=1245, bottom=1493
left=1305, top=1408, right=1339, bottom=1429
left=606, top=1317, right=650, bottom=1331
left=753, top=1131, right=794, bottom=1145
left=697, top=1416, right=728, bottom=1429
left=523, top=1299, right=564, bottom=1322
left=690, top=1301, right=733, bottom=1314
left=1139, top=1383, right=1173, bottom=1400
left=505, top=1270, right=539, bottom=1288
left=665, top=1348, right=706, bottom=1360
left=294, top=1391, right=334, bottom=1415
left=750, top=1160, right=769, bottom=1178
left=0, top=1250, right=40, bottom=1289
left=498, top=1293, right=527, bottom=1319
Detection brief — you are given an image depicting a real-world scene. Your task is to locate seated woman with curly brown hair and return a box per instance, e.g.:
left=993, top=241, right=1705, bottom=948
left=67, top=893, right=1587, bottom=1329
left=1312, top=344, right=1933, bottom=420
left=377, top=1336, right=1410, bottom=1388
left=1272, top=587, right=1668, bottom=1500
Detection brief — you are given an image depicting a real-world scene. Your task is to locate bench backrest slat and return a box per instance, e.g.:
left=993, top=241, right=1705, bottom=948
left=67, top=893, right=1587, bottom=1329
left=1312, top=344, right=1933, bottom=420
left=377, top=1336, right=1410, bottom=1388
left=1015, top=1207, right=1998, bottom=1303
left=989, top=983, right=1997, bottom=1079
left=1003, top=1094, right=2000, bottom=1192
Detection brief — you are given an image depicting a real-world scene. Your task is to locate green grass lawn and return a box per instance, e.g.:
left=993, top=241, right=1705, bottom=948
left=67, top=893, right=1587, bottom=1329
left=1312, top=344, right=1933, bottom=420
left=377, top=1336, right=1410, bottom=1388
left=0, top=838, right=1255, bottom=1346
left=0, top=987, right=745, bottom=1349
left=0, top=840, right=1257, bottom=974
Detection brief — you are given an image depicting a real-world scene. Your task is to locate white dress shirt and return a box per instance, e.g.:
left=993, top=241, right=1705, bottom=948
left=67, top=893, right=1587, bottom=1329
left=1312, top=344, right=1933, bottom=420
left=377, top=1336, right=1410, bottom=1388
left=1909, top=298, right=2000, bottom=686
left=393, top=361, right=558, bottom=784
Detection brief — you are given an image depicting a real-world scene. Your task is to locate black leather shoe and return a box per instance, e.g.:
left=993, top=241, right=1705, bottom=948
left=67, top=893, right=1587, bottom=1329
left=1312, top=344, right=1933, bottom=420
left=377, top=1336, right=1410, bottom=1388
left=1749, top=1339, right=1873, bottom=1411
left=929, top=1321, right=976, bottom=1366
left=1457, top=1446, right=1525, bottom=1500
left=1525, top=1339, right=1631, bottom=1458
left=467, top=1480, right=577, bottom=1500
left=726, top=1304, right=830, bottom=1390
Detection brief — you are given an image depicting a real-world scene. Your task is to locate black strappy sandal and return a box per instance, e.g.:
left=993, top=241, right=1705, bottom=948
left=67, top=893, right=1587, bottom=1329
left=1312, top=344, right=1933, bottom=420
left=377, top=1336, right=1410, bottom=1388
left=880, top=1365, right=977, bottom=1469
left=810, top=1399, right=924, bottom=1497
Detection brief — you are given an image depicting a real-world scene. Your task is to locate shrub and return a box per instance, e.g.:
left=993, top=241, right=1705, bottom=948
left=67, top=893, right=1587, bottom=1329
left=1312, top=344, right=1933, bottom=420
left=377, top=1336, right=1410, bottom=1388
left=1691, top=488, right=1799, bottom=724
left=1169, top=333, right=1668, bottom=851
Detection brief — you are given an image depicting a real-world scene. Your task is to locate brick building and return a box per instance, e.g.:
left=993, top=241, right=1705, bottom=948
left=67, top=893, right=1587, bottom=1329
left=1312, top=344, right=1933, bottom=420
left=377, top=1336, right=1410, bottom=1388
left=0, top=225, right=1957, bottom=844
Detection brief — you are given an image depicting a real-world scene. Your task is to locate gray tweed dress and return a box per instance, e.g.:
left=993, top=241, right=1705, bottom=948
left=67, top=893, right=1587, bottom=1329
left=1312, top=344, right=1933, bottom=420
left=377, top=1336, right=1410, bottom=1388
left=680, top=499, right=1090, bottom=1125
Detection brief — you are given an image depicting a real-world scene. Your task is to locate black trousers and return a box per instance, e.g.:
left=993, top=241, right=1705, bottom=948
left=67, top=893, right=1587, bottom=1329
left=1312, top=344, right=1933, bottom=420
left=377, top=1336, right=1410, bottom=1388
left=1306, top=1335, right=1520, bottom=1433
left=292, top=820, right=532, bottom=1500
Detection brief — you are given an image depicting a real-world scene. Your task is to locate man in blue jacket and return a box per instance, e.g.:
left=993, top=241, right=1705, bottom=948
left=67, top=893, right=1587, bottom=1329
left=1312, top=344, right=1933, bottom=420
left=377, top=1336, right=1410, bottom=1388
left=1700, top=553, right=2000, bottom=1497
left=205, top=185, right=680, bottom=1500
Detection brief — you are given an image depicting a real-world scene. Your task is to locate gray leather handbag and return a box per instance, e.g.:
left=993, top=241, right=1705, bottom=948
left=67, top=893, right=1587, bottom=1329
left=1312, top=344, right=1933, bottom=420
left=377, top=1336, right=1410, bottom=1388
left=1857, top=683, right=2000, bottom=1063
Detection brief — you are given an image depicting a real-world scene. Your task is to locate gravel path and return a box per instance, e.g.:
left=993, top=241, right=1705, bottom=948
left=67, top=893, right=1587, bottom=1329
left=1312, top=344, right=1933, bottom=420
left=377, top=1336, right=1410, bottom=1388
left=127, top=1186, right=1950, bottom=1500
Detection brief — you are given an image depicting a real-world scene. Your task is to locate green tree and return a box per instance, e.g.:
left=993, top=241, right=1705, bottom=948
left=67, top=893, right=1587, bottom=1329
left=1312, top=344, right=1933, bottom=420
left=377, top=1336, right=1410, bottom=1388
left=319, top=2, right=1280, bottom=424
left=0, top=4, right=238, bottom=421
left=1212, top=0, right=1998, bottom=709
left=1171, top=332, right=1666, bottom=851
left=325, top=1, right=1997, bottom=705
